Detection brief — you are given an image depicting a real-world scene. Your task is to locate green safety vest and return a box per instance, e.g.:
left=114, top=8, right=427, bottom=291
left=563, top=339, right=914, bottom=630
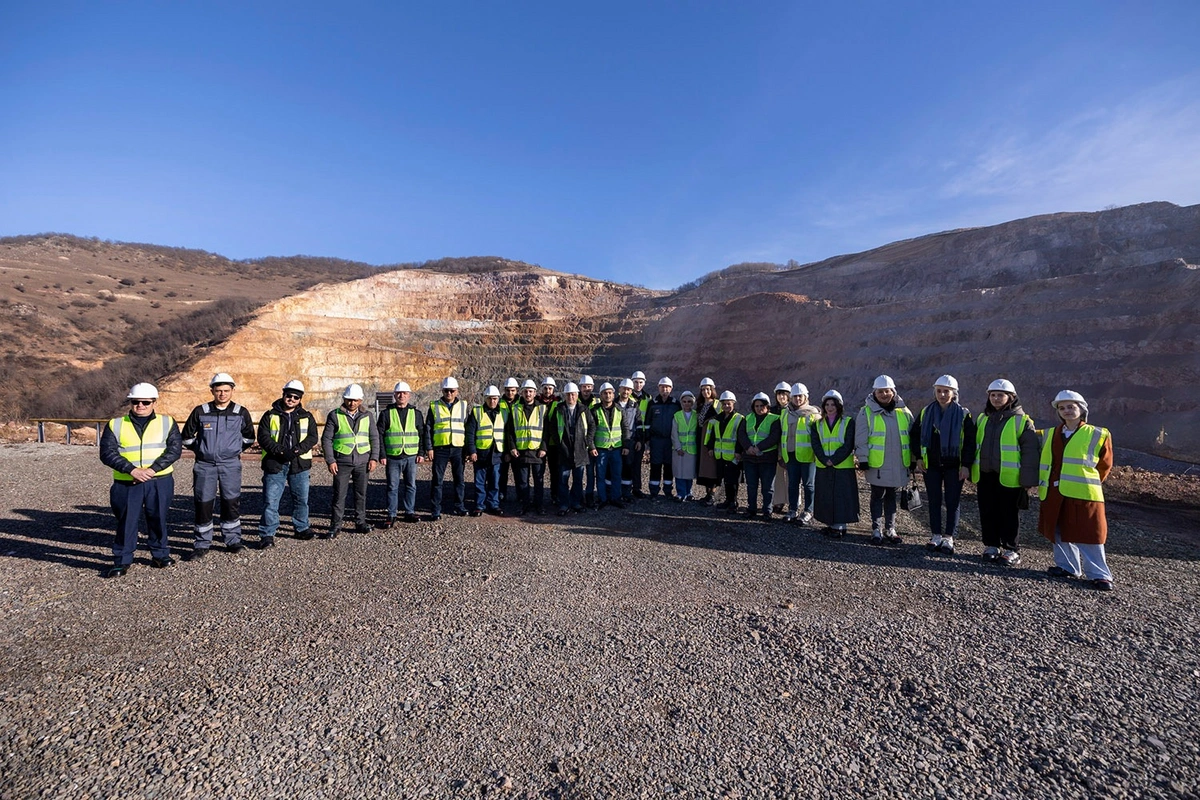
left=972, top=414, right=1032, bottom=488
left=673, top=410, right=698, bottom=455
left=595, top=406, right=623, bottom=449
left=555, top=404, right=589, bottom=441
left=864, top=406, right=913, bottom=468
left=262, top=413, right=312, bottom=461
left=429, top=399, right=467, bottom=448
left=332, top=412, right=372, bottom=456
left=743, top=412, right=779, bottom=454
left=513, top=404, right=545, bottom=450
left=708, top=414, right=743, bottom=462
left=815, top=418, right=855, bottom=469
left=383, top=407, right=420, bottom=457
left=779, top=409, right=816, bottom=463
left=1039, top=424, right=1109, bottom=502
left=109, top=414, right=175, bottom=480
left=473, top=405, right=508, bottom=451
left=636, top=395, right=650, bottom=432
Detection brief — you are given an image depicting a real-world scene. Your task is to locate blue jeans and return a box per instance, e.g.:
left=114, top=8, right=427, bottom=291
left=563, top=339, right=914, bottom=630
left=595, top=448, right=623, bottom=503
left=473, top=457, right=502, bottom=511
left=674, top=477, right=693, bottom=499
left=743, top=461, right=774, bottom=513
left=386, top=455, right=418, bottom=517
left=261, top=468, right=310, bottom=537
left=558, top=464, right=585, bottom=510
left=923, top=465, right=963, bottom=538
left=430, top=447, right=466, bottom=514
left=785, top=459, right=816, bottom=515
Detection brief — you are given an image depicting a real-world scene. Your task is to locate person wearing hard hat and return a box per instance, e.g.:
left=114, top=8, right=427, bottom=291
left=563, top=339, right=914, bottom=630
left=970, top=378, right=1040, bottom=566
left=256, top=379, right=319, bottom=547
left=465, top=385, right=508, bottom=516
left=378, top=381, right=428, bottom=526
left=577, top=375, right=599, bottom=508
left=644, top=377, right=682, bottom=499
left=98, top=383, right=183, bottom=578
left=705, top=391, right=743, bottom=512
left=778, top=382, right=821, bottom=524
left=855, top=375, right=915, bottom=545
left=321, top=383, right=380, bottom=536
left=910, top=375, right=976, bottom=555
left=737, top=392, right=782, bottom=518
left=1037, top=390, right=1115, bottom=590
left=769, top=381, right=792, bottom=513
left=695, top=378, right=721, bottom=505
left=628, top=371, right=651, bottom=498
left=593, top=382, right=628, bottom=509
left=670, top=391, right=699, bottom=501
left=425, top=377, right=470, bottom=520
left=812, top=390, right=858, bottom=536
left=616, top=378, right=642, bottom=503
left=505, top=379, right=549, bottom=515
left=498, top=378, right=521, bottom=503
left=180, top=372, right=256, bottom=558
left=548, top=382, right=596, bottom=515
left=537, top=377, right=562, bottom=505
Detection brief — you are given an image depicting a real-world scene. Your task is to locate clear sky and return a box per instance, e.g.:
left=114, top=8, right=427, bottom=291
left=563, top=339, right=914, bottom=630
left=2, top=2, right=1198, bottom=288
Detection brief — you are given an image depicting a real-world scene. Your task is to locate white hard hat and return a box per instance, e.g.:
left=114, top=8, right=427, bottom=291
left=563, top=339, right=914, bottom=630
left=658, top=376, right=672, bottom=387
left=774, top=381, right=791, bottom=393
left=700, top=377, right=716, bottom=388
left=752, top=392, right=771, bottom=404
left=542, top=376, right=556, bottom=387
left=988, top=378, right=1016, bottom=394
left=619, top=378, right=634, bottom=390
left=283, top=379, right=305, bottom=395
left=393, top=381, right=411, bottom=393
left=680, top=390, right=695, bottom=399
left=579, top=375, right=594, bottom=387
left=631, top=371, right=646, bottom=381
left=484, top=385, right=501, bottom=398
left=719, top=391, right=737, bottom=402
left=1053, top=389, right=1087, bottom=409
left=563, top=382, right=580, bottom=395
left=791, top=383, right=808, bottom=397
left=210, top=372, right=235, bottom=388
left=822, top=389, right=843, bottom=404
left=504, top=377, right=520, bottom=389
left=873, top=375, right=896, bottom=391
left=934, top=375, right=959, bottom=391
left=127, top=382, right=159, bottom=400
left=522, top=379, right=537, bottom=390
left=599, top=382, right=615, bottom=392
left=441, top=377, right=459, bottom=390
left=343, top=383, right=365, bottom=400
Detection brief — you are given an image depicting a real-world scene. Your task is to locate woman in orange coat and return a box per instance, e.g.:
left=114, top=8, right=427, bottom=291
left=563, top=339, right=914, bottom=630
left=1037, top=390, right=1114, bottom=591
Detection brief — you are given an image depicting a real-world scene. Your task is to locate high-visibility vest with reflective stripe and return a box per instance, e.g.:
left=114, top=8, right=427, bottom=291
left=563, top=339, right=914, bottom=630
left=109, top=414, right=176, bottom=479
left=332, top=412, right=372, bottom=456
left=1039, top=424, right=1109, bottom=502
left=673, top=410, right=698, bottom=455
left=383, top=407, right=420, bottom=456
left=815, top=418, right=855, bottom=469
left=744, top=413, right=779, bottom=454
left=473, top=405, right=508, bottom=451
left=595, top=406, right=623, bottom=449
left=262, top=413, right=312, bottom=461
left=779, top=409, right=816, bottom=463
left=513, top=404, right=545, bottom=450
left=555, top=404, right=589, bottom=441
left=865, top=406, right=912, bottom=468
left=429, top=399, right=467, bottom=447
left=708, top=414, right=743, bottom=462
left=636, top=396, right=650, bottom=432
left=972, top=414, right=1032, bottom=488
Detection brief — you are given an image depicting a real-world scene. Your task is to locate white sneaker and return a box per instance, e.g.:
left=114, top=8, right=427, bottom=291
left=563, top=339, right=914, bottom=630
left=938, top=537, right=956, bottom=555
left=799, top=512, right=813, bottom=525
left=982, top=546, right=1000, bottom=563
left=999, top=549, right=1021, bottom=567
left=926, top=534, right=943, bottom=551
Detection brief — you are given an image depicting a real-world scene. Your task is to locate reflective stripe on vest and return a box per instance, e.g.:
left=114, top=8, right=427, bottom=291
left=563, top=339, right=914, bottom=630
left=383, top=407, right=420, bottom=456
left=779, top=410, right=815, bottom=463
left=262, top=413, right=312, bottom=461
left=708, top=414, right=743, bottom=461
left=972, top=414, right=1030, bottom=488
left=815, top=418, right=855, bottom=469
left=595, top=406, right=623, bottom=449
left=514, top=404, right=545, bottom=450
left=555, top=405, right=589, bottom=441
left=1038, top=424, right=1108, bottom=502
left=744, top=413, right=778, bottom=454
left=673, top=410, right=698, bottom=455
left=636, top=396, right=650, bottom=432
left=473, top=405, right=508, bottom=451
left=110, top=414, right=175, bottom=479
left=429, top=399, right=467, bottom=447
left=865, top=406, right=912, bottom=469
left=332, top=412, right=371, bottom=456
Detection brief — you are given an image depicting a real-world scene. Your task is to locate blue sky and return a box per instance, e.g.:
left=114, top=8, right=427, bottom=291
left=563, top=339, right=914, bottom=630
left=2, top=2, right=1198, bottom=288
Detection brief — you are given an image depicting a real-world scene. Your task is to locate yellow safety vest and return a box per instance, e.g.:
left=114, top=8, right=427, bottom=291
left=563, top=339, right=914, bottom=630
left=972, top=414, right=1032, bottom=487
left=595, top=406, right=623, bottom=449
left=815, top=418, right=855, bottom=469
left=262, top=413, right=312, bottom=461
left=779, top=409, right=816, bottom=463
left=383, top=407, right=420, bottom=456
left=1039, top=424, right=1109, bottom=502
left=429, top=399, right=467, bottom=448
left=673, top=410, right=698, bottom=455
left=472, top=405, right=508, bottom=451
left=513, top=404, right=545, bottom=450
left=743, top=413, right=779, bottom=454
left=865, top=406, right=912, bottom=468
left=555, top=404, right=589, bottom=441
left=332, top=412, right=371, bottom=456
left=109, top=414, right=175, bottom=480
left=708, top=414, right=743, bottom=462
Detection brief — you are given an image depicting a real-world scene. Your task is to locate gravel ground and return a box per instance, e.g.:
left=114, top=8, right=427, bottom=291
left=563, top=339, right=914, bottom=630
left=1, top=443, right=1198, bottom=799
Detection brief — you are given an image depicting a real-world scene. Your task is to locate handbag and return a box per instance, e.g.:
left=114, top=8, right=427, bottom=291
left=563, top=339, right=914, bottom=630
left=900, top=483, right=923, bottom=511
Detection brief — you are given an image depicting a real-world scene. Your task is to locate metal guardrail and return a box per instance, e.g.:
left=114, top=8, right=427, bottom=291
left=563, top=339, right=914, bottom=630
left=28, top=417, right=263, bottom=445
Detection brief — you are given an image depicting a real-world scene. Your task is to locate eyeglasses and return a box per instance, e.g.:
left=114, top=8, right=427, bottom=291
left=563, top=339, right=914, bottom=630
left=130, top=399, right=154, bottom=407
left=283, top=393, right=302, bottom=400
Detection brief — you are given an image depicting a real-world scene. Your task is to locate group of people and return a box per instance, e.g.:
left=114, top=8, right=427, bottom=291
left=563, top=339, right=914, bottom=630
left=99, top=370, right=1116, bottom=590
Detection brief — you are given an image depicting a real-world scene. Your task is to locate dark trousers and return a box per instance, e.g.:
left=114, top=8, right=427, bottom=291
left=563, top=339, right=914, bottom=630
left=514, top=458, right=545, bottom=510
left=743, top=461, right=774, bottom=513
left=923, top=465, right=964, bottom=538
left=719, top=459, right=741, bottom=506
left=648, top=438, right=674, bottom=496
left=623, top=447, right=643, bottom=497
left=192, top=459, right=242, bottom=547
left=331, top=460, right=368, bottom=530
left=110, top=477, right=173, bottom=566
left=558, top=464, right=585, bottom=511
left=976, top=471, right=1023, bottom=550
left=546, top=449, right=560, bottom=502
left=430, top=447, right=466, bottom=514
left=869, top=485, right=898, bottom=529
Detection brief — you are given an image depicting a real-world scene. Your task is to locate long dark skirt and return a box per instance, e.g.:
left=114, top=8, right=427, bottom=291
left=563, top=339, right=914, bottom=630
left=813, top=467, right=859, bottom=526
left=697, top=446, right=720, bottom=487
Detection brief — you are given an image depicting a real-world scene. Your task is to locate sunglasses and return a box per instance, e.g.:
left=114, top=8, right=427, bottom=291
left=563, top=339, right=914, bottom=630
left=130, top=399, right=154, bottom=407
left=283, top=392, right=302, bottom=400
